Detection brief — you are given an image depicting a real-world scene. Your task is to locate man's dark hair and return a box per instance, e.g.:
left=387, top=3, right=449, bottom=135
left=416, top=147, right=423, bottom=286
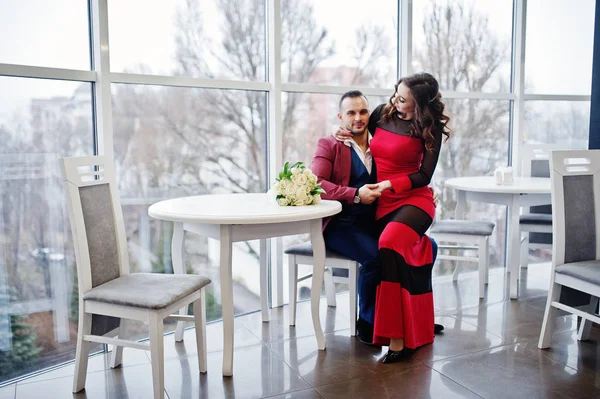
left=339, top=90, right=368, bottom=111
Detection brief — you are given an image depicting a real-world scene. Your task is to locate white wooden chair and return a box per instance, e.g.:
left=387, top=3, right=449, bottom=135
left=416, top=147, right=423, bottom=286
left=538, top=150, right=600, bottom=349
left=429, top=219, right=495, bottom=298
left=519, top=144, right=564, bottom=269
left=285, top=242, right=358, bottom=335
left=60, top=156, right=211, bottom=399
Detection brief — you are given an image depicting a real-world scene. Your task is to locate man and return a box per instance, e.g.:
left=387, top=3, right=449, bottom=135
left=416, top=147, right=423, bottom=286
left=311, top=90, right=441, bottom=346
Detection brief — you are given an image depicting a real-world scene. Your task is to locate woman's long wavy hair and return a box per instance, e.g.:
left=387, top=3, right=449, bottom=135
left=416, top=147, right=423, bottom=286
left=381, top=72, right=451, bottom=152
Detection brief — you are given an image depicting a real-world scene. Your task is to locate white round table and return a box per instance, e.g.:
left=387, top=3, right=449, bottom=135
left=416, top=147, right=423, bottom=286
left=148, top=193, right=341, bottom=376
left=445, top=176, right=551, bottom=299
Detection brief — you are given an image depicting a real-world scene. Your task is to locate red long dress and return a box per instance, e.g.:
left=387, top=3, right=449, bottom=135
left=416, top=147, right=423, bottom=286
left=368, top=104, right=442, bottom=349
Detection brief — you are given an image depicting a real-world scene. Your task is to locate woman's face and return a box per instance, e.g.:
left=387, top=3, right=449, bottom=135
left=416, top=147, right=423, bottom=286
left=393, top=82, right=415, bottom=120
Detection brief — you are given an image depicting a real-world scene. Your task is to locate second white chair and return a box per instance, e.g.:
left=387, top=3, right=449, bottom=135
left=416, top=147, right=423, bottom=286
left=519, top=144, right=563, bottom=269
left=285, top=242, right=358, bottom=335
left=429, top=219, right=495, bottom=298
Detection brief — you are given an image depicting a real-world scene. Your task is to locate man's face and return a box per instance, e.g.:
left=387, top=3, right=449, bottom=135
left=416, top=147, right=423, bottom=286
left=338, top=96, right=370, bottom=136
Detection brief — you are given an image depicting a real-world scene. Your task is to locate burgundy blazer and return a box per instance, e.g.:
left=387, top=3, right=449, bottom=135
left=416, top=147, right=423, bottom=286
left=311, top=136, right=357, bottom=230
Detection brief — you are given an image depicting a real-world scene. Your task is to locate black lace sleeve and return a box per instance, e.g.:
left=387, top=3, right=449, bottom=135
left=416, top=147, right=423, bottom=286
left=408, top=126, right=443, bottom=188
left=368, top=104, right=385, bottom=135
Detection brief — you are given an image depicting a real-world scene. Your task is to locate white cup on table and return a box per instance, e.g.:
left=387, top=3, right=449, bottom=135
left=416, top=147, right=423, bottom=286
left=502, top=167, right=514, bottom=185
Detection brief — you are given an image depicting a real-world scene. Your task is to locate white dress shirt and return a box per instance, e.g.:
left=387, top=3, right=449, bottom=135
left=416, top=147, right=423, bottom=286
left=343, top=133, right=373, bottom=174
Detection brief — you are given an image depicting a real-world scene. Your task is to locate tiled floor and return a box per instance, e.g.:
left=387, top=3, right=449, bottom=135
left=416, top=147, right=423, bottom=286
left=3, top=263, right=600, bottom=398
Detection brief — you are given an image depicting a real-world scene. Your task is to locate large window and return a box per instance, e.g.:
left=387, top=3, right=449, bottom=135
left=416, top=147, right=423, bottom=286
left=0, top=78, right=94, bottom=382
left=525, top=0, right=595, bottom=95
left=413, top=0, right=513, bottom=93
left=523, top=101, right=591, bottom=148
left=108, top=0, right=267, bottom=81
left=283, top=0, right=398, bottom=87
left=0, top=1, right=90, bottom=69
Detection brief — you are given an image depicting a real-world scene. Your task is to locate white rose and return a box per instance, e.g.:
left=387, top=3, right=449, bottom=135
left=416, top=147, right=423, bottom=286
left=277, top=197, right=289, bottom=206
left=306, top=194, right=314, bottom=204
left=313, top=195, right=321, bottom=204
left=294, top=199, right=305, bottom=206
left=291, top=167, right=301, bottom=175
left=308, top=173, right=317, bottom=184
left=285, top=183, right=296, bottom=196
left=296, top=186, right=308, bottom=201
left=302, top=168, right=311, bottom=176
left=273, top=181, right=280, bottom=193
left=295, top=174, right=307, bottom=185
left=279, top=180, right=287, bottom=193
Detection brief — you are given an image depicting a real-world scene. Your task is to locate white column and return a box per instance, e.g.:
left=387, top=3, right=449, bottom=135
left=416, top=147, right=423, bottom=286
left=90, top=0, right=115, bottom=157
left=511, top=0, right=527, bottom=173
left=399, top=0, right=414, bottom=77
left=268, top=0, right=285, bottom=308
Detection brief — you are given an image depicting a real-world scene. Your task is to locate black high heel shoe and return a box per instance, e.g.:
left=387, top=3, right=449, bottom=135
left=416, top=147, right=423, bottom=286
left=381, top=347, right=415, bottom=364
left=434, top=323, right=445, bottom=334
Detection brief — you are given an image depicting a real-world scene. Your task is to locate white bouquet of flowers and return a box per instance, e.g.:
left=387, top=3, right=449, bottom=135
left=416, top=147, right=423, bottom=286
left=273, top=161, right=325, bottom=206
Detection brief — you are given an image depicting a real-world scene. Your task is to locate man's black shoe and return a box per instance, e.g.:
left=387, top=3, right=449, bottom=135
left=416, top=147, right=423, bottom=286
left=356, top=317, right=382, bottom=347
left=434, top=323, right=444, bottom=334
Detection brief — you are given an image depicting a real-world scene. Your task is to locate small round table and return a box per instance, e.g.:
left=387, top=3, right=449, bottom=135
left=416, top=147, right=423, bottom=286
left=148, top=193, right=341, bottom=376
left=444, top=176, right=551, bottom=299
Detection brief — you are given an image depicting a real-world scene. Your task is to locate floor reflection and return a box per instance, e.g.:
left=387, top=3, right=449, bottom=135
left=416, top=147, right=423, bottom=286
left=8, top=262, right=600, bottom=398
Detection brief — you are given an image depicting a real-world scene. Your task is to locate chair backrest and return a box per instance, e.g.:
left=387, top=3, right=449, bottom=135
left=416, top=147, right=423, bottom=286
left=60, top=156, right=130, bottom=294
left=550, top=150, right=600, bottom=267
left=521, top=144, right=566, bottom=213
left=521, top=144, right=566, bottom=245
left=521, top=144, right=564, bottom=179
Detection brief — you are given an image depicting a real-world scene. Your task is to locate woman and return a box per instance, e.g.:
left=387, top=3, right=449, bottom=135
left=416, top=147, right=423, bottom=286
left=335, top=72, right=450, bottom=363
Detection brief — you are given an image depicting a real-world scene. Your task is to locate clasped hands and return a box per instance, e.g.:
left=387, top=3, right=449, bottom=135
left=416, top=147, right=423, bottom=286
left=357, top=183, right=385, bottom=204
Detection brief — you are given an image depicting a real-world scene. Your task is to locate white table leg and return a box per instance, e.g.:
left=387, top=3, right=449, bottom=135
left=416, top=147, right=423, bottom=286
left=171, top=222, right=186, bottom=342
left=507, top=195, right=521, bottom=299
left=309, top=219, right=326, bottom=350
left=275, top=237, right=284, bottom=308
left=455, top=190, right=467, bottom=219
left=260, top=238, right=269, bottom=322
left=220, top=225, right=234, bottom=376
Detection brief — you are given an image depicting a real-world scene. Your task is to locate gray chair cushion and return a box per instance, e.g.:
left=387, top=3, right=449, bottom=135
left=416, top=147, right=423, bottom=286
left=430, top=220, right=495, bottom=236
left=520, top=213, right=553, bottom=225
left=555, top=260, right=600, bottom=286
left=83, top=273, right=211, bottom=310
left=284, top=242, right=352, bottom=261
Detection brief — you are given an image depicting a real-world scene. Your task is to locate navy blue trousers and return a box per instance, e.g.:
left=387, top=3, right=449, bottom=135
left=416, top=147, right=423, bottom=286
left=324, top=215, right=438, bottom=327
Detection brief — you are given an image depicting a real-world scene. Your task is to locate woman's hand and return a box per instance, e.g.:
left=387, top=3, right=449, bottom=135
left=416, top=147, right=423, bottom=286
left=331, top=125, right=353, bottom=142
left=373, top=180, right=393, bottom=194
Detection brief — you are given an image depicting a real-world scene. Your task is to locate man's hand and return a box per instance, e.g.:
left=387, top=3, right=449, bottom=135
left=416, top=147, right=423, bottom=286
left=357, top=183, right=382, bottom=204
left=331, top=125, right=353, bottom=142
left=371, top=180, right=392, bottom=195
